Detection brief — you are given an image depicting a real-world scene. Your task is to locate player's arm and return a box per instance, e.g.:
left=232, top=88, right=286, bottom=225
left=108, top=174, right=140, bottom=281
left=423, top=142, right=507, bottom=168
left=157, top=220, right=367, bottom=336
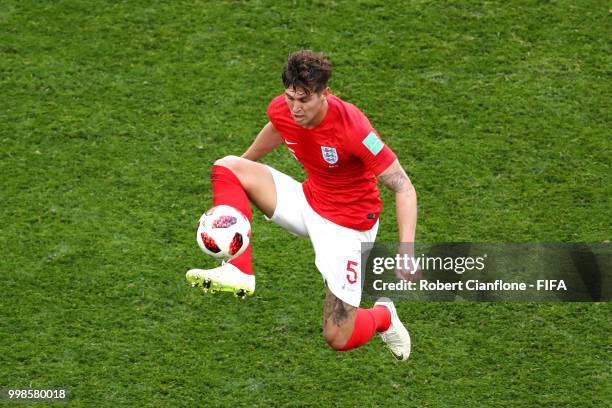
left=378, top=159, right=418, bottom=280
left=241, top=121, right=283, bottom=162
left=377, top=159, right=417, bottom=243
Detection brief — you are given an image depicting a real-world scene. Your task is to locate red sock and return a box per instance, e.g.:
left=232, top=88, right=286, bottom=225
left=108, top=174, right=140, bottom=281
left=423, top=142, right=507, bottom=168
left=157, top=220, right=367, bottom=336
left=210, top=165, right=253, bottom=275
left=340, top=306, right=391, bottom=351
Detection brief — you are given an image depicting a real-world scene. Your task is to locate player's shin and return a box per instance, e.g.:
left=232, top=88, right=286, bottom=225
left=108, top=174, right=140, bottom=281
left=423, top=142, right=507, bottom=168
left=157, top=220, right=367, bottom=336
left=339, top=306, right=391, bottom=351
left=211, top=164, right=253, bottom=275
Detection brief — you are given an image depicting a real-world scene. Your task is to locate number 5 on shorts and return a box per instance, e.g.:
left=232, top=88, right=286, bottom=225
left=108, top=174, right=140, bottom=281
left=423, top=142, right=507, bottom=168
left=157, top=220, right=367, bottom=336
left=346, top=260, right=358, bottom=284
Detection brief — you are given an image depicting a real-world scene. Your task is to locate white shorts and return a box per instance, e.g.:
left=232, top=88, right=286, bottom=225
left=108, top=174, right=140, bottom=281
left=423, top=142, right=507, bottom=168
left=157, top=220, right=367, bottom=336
left=266, top=166, right=379, bottom=307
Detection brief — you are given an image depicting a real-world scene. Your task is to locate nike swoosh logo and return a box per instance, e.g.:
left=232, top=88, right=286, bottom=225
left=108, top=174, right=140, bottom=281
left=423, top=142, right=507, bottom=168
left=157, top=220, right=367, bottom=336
left=391, top=351, right=404, bottom=360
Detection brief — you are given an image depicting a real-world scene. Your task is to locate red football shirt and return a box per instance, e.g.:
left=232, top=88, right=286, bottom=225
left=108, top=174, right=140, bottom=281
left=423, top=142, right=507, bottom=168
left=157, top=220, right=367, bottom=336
left=267, top=94, right=397, bottom=231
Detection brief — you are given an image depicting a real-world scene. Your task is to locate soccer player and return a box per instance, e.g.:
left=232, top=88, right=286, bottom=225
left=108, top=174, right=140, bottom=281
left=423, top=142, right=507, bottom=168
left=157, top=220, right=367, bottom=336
left=187, top=50, right=417, bottom=360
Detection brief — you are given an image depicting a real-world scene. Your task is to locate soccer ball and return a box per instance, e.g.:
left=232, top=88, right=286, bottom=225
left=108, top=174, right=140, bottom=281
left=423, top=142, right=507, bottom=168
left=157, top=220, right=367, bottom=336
left=196, top=205, right=251, bottom=261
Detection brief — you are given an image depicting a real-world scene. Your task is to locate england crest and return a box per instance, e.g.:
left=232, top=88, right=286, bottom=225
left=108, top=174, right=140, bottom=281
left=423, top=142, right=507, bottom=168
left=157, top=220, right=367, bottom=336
left=321, top=146, right=338, bottom=165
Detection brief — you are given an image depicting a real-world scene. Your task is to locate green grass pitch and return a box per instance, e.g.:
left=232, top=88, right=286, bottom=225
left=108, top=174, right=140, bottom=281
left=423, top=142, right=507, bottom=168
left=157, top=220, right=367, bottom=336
left=1, top=1, right=610, bottom=406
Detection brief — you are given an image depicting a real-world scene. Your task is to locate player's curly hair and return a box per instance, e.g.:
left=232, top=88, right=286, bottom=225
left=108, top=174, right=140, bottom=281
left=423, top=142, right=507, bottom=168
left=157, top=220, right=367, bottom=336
left=282, top=50, right=332, bottom=94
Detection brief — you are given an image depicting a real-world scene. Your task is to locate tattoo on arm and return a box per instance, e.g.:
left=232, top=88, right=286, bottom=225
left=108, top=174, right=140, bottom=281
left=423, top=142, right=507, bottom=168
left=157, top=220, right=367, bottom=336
left=378, top=169, right=409, bottom=193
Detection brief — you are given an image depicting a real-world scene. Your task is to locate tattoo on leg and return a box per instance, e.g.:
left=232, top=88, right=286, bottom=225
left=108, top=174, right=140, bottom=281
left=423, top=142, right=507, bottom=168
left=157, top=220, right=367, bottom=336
left=324, top=293, right=355, bottom=327
left=333, top=298, right=349, bottom=326
left=324, top=295, right=335, bottom=321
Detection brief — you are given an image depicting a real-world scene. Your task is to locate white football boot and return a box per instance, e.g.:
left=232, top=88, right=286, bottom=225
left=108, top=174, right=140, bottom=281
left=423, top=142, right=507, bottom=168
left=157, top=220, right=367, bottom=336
left=374, top=297, right=411, bottom=361
left=186, top=263, right=255, bottom=299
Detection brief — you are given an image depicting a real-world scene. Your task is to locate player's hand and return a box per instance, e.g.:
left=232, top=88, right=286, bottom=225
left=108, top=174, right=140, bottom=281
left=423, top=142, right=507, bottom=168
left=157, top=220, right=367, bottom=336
left=395, top=243, right=422, bottom=282
left=395, top=263, right=422, bottom=282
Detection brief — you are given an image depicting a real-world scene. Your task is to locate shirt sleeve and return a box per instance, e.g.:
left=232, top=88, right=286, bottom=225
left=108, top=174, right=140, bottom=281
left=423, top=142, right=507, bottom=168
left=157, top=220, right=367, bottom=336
left=346, top=114, right=397, bottom=176
left=266, top=95, right=290, bottom=135
left=266, top=99, right=278, bottom=127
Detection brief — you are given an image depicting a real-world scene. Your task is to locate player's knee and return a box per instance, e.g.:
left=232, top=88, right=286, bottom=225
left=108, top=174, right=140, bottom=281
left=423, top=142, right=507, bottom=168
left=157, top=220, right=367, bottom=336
left=213, top=155, right=241, bottom=170
left=323, top=326, right=349, bottom=351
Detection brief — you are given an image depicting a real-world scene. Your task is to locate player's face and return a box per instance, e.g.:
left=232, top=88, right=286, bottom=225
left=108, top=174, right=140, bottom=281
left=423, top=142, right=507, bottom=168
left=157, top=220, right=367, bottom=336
left=284, top=87, right=328, bottom=128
